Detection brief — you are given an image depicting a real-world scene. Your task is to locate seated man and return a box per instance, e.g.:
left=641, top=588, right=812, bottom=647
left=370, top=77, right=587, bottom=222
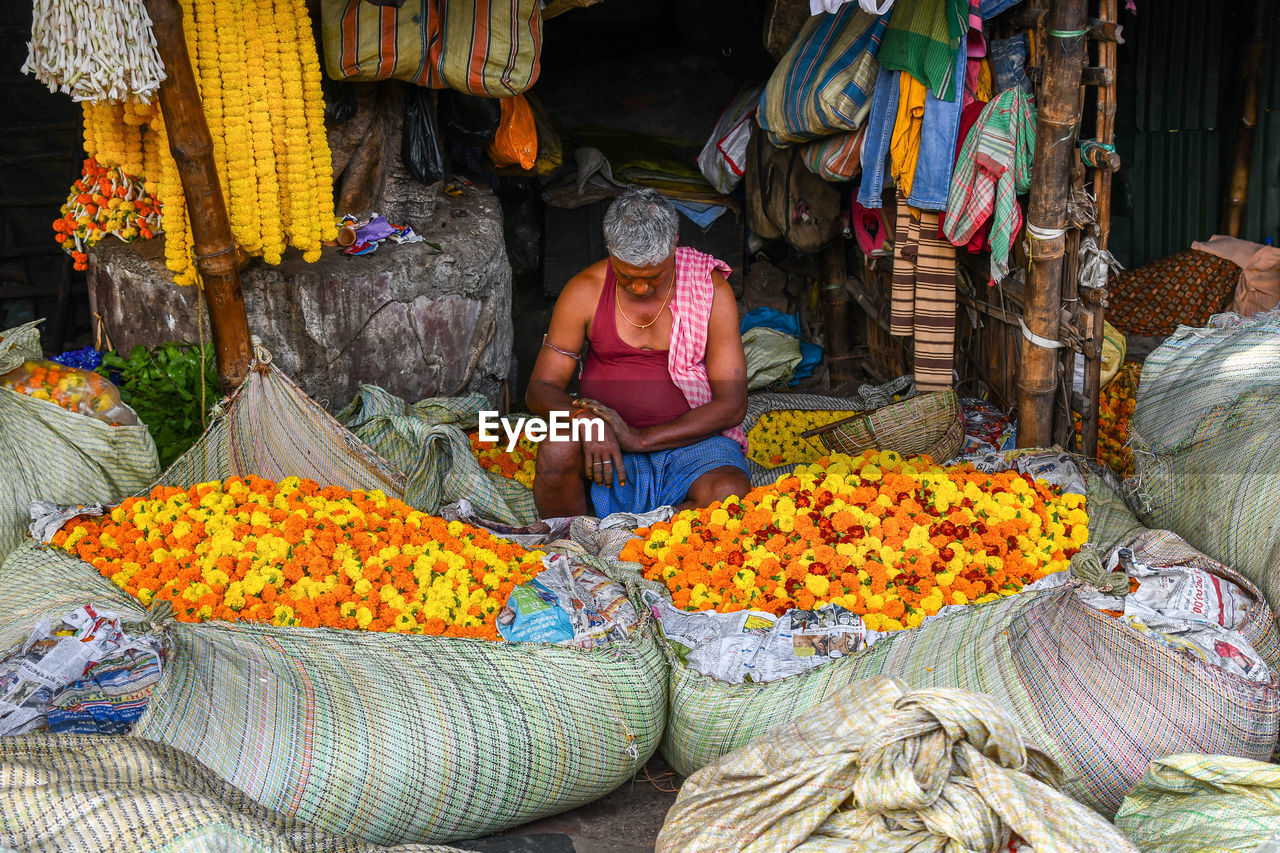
left=527, top=187, right=752, bottom=518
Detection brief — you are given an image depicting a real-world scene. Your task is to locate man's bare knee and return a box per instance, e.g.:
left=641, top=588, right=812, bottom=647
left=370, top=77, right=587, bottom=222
left=687, top=466, right=751, bottom=508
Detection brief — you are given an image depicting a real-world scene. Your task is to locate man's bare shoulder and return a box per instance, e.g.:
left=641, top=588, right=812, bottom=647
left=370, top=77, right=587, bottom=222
left=710, top=269, right=736, bottom=306
left=561, top=259, right=609, bottom=301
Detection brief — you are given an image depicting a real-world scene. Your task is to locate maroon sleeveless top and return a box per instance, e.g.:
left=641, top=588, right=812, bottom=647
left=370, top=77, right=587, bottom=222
left=578, top=265, right=692, bottom=429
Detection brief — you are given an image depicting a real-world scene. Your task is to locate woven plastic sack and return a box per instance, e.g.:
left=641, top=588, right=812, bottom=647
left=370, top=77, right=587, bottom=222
left=0, top=352, right=666, bottom=845
left=0, top=733, right=468, bottom=853
left=743, top=327, right=802, bottom=392
left=697, top=84, right=763, bottom=194
left=0, top=323, right=158, bottom=563
left=337, top=384, right=538, bottom=526
left=1129, top=310, right=1280, bottom=616
left=658, top=676, right=1139, bottom=853
left=1114, top=754, right=1280, bottom=853
left=654, top=522, right=1280, bottom=817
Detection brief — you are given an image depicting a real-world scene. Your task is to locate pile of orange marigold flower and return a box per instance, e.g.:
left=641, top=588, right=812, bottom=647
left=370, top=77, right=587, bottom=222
left=622, top=450, right=1087, bottom=634
left=53, top=476, right=545, bottom=639
left=468, top=431, right=538, bottom=488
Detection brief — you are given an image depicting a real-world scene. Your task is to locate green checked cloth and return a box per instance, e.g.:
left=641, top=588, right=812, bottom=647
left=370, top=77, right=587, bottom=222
left=876, top=0, right=968, bottom=102
left=944, top=87, right=1037, bottom=284
left=658, top=676, right=1138, bottom=852
left=0, top=733, right=471, bottom=853
left=1114, top=754, right=1280, bottom=853
left=337, top=384, right=538, bottom=526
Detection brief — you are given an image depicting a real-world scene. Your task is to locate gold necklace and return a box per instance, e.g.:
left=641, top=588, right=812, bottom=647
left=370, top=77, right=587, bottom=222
left=616, top=280, right=674, bottom=330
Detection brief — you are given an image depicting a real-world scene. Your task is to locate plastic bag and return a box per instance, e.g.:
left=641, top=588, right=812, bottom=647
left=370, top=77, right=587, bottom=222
left=698, top=84, right=763, bottom=194
left=1, top=359, right=137, bottom=426
left=486, top=94, right=538, bottom=171
left=439, top=90, right=502, bottom=147
left=402, top=87, right=448, bottom=186
left=498, top=554, right=638, bottom=650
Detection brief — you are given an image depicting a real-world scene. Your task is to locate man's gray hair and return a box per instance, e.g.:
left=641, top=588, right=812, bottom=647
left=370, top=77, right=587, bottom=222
left=603, top=187, right=679, bottom=267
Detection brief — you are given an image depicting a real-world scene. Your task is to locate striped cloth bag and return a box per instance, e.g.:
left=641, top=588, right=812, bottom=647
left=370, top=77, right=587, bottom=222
left=654, top=521, right=1280, bottom=818
left=757, top=3, right=892, bottom=147
left=0, top=351, right=667, bottom=846
left=321, top=0, right=542, bottom=96
left=799, top=126, right=865, bottom=181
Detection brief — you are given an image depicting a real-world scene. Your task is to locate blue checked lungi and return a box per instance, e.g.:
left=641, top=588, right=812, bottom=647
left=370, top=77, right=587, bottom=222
left=590, top=435, right=749, bottom=516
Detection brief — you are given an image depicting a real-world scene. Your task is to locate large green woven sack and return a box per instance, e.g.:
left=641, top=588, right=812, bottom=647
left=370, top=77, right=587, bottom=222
left=337, top=384, right=538, bottom=527
left=653, top=519, right=1280, bottom=817
left=0, top=321, right=159, bottom=562
left=1129, top=310, right=1280, bottom=616
left=1114, top=754, right=1280, bottom=853
left=0, top=733, right=468, bottom=853
left=0, top=350, right=667, bottom=846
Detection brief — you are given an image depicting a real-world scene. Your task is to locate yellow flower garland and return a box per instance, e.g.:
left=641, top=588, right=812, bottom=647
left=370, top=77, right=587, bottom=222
left=71, top=0, right=336, bottom=286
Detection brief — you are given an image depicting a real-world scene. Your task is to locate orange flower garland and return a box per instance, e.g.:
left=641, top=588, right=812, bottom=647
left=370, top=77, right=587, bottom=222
left=53, top=476, right=545, bottom=639
left=1075, top=362, right=1140, bottom=477
left=622, top=451, right=1088, bottom=633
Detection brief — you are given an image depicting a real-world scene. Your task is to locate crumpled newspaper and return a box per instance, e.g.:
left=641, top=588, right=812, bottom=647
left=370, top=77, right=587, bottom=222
left=29, top=500, right=105, bottom=544
left=498, top=554, right=637, bottom=649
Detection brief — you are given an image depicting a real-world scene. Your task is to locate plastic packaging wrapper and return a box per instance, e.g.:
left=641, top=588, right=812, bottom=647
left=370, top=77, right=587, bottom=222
left=644, top=594, right=875, bottom=684
left=0, top=605, right=161, bottom=736
left=1, top=359, right=137, bottom=425
left=498, top=554, right=638, bottom=650
left=960, top=397, right=1016, bottom=454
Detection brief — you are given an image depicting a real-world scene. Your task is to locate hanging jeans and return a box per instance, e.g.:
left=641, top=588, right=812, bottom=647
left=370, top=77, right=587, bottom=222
left=890, top=194, right=957, bottom=392
left=857, top=40, right=968, bottom=211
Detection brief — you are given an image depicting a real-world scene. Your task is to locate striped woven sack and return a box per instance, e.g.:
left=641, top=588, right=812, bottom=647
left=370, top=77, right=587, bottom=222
left=1129, top=310, right=1280, bottom=619
left=799, top=127, right=865, bottom=182
left=1114, top=754, right=1280, bottom=853
left=0, top=324, right=159, bottom=563
left=0, top=734, right=470, bottom=853
left=757, top=3, right=891, bottom=147
left=0, top=349, right=666, bottom=845
left=337, top=384, right=538, bottom=526
left=653, top=504, right=1280, bottom=817
left=321, top=0, right=540, bottom=96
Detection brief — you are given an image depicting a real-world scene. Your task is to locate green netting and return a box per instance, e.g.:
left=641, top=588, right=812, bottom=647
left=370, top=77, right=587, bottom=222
left=337, top=384, right=538, bottom=526
left=0, top=352, right=667, bottom=845
left=0, top=732, right=469, bottom=853
left=0, top=323, right=159, bottom=562
left=1129, top=311, right=1280, bottom=617
left=1114, top=754, right=1280, bottom=853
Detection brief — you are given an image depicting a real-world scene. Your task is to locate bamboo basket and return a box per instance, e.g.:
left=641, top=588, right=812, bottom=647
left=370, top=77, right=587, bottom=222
left=801, top=390, right=964, bottom=462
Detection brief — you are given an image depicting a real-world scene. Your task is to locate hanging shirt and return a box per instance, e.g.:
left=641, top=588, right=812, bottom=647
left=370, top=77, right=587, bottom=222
left=889, top=72, right=929, bottom=203
left=876, top=0, right=969, bottom=102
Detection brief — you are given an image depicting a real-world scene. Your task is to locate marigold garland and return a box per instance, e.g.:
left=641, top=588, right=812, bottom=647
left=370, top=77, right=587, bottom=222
left=53, top=159, right=160, bottom=271
left=1075, top=362, right=1140, bottom=477
left=621, top=450, right=1088, bottom=633
left=53, top=476, right=546, bottom=639
left=71, top=0, right=336, bottom=285
left=746, top=409, right=860, bottom=468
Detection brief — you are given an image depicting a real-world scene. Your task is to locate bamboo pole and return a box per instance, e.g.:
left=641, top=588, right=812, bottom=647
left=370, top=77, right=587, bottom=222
left=820, top=242, right=855, bottom=387
left=144, top=0, right=252, bottom=389
left=1017, top=0, right=1089, bottom=448
left=1081, top=0, right=1118, bottom=458
left=1221, top=0, right=1266, bottom=237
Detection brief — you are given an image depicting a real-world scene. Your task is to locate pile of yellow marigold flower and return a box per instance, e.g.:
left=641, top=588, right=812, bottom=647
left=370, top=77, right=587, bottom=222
left=74, top=0, right=334, bottom=285
left=469, top=431, right=538, bottom=488
left=746, top=409, right=860, bottom=468
left=53, top=476, right=544, bottom=639
left=1075, top=362, right=1140, bottom=477
left=622, top=450, right=1087, bottom=633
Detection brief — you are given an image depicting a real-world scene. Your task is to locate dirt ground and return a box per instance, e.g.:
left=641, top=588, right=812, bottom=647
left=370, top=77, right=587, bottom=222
left=455, top=757, right=682, bottom=853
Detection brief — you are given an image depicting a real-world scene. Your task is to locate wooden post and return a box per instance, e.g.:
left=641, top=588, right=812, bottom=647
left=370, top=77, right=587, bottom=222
left=1221, top=0, right=1266, bottom=237
left=820, top=242, right=855, bottom=387
left=1017, top=0, right=1089, bottom=448
left=144, top=0, right=252, bottom=389
left=1081, top=0, right=1119, bottom=459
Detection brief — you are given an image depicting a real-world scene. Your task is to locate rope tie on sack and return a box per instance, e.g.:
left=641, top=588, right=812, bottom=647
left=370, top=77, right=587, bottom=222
left=1069, top=548, right=1129, bottom=596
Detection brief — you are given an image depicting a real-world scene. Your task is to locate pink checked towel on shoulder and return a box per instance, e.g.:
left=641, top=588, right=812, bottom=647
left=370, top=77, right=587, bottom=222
left=667, top=247, right=750, bottom=453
